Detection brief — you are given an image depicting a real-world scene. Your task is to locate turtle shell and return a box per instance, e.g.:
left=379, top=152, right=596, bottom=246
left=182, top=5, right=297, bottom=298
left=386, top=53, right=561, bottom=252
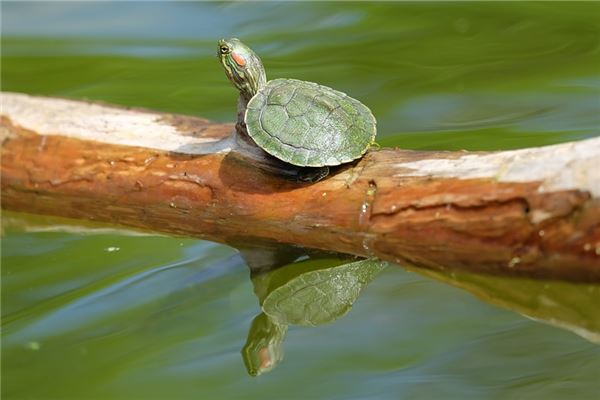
left=245, top=78, right=376, bottom=167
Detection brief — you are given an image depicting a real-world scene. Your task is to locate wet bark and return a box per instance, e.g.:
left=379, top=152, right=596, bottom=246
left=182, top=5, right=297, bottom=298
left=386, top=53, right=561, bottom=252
left=2, top=92, right=599, bottom=282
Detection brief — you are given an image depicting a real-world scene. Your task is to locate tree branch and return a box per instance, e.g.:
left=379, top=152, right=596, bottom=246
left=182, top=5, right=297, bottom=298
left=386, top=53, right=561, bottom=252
left=2, top=92, right=599, bottom=281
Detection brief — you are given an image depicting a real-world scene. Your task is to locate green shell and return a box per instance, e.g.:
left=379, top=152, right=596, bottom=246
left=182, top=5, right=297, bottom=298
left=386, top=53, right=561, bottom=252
left=245, top=78, right=376, bottom=167
left=261, top=258, right=387, bottom=327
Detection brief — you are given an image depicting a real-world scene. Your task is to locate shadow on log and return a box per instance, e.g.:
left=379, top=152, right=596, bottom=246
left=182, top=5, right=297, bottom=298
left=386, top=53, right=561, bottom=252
left=1, top=92, right=599, bottom=282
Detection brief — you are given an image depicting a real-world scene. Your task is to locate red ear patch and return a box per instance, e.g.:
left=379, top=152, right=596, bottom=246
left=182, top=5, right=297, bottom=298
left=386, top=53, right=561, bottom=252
left=231, top=52, right=247, bottom=67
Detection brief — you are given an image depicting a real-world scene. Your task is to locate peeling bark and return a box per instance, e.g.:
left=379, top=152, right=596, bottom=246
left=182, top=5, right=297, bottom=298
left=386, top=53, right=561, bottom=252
left=1, top=92, right=599, bottom=282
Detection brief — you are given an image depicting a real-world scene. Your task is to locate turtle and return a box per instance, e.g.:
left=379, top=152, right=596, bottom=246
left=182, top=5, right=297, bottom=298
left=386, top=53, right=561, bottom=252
left=241, top=253, right=388, bottom=376
left=217, top=38, right=376, bottom=182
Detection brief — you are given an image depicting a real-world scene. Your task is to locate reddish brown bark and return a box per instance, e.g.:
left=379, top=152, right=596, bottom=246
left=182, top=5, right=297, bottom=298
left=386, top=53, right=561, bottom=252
left=2, top=115, right=599, bottom=282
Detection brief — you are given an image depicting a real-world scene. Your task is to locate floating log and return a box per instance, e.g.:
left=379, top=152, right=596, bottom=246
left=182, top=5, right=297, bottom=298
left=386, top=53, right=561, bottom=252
left=1, top=92, right=599, bottom=282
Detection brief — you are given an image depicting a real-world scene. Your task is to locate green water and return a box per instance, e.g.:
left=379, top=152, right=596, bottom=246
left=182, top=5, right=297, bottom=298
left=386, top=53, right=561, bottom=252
left=2, top=1, right=600, bottom=399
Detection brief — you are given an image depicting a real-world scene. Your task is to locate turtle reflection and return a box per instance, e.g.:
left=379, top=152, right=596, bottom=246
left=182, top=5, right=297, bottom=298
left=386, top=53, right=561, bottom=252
left=241, top=255, right=387, bottom=376
left=242, top=312, right=287, bottom=376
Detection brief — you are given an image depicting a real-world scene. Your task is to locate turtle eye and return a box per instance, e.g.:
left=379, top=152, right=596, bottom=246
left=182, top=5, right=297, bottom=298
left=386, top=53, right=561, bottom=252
left=220, top=45, right=230, bottom=54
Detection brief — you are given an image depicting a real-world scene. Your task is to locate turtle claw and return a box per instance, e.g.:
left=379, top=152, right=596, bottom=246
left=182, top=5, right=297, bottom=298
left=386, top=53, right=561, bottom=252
left=296, top=166, right=329, bottom=183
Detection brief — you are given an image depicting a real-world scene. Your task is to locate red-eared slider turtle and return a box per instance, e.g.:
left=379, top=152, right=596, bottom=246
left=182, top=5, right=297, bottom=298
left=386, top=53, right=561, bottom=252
left=241, top=255, right=387, bottom=376
left=217, top=38, right=376, bottom=181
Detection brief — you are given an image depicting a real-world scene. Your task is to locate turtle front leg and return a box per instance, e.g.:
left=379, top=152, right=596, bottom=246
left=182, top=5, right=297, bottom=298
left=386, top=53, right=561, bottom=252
left=262, top=164, right=329, bottom=183
left=296, top=166, right=329, bottom=183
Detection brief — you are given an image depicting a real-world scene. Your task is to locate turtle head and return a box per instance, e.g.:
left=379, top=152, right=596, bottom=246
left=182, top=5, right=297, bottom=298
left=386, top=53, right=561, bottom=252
left=241, top=313, right=286, bottom=377
left=218, top=38, right=267, bottom=101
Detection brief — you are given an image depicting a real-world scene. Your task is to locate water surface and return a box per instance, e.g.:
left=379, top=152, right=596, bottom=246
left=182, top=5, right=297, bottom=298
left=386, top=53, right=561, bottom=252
left=2, top=2, right=600, bottom=399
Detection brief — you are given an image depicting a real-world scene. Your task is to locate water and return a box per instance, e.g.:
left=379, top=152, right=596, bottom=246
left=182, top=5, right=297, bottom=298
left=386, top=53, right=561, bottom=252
left=2, top=2, right=600, bottom=399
